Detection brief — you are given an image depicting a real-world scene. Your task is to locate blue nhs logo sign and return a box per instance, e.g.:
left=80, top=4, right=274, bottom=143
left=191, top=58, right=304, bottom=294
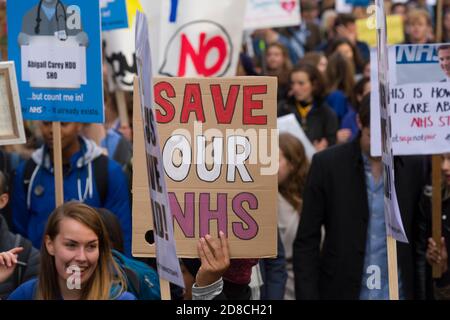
left=396, top=45, right=439, bottom=64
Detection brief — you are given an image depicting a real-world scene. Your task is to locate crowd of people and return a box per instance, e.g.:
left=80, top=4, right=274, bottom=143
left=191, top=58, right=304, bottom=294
left=1, top=0, right=450, bottom=300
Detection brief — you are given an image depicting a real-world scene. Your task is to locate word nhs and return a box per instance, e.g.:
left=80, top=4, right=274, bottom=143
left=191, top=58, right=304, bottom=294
left=396, top=45, right=439, bottom=64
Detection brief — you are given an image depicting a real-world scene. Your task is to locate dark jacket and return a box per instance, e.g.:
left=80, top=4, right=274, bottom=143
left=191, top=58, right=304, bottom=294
left=293, top=137, right=425, bottom=300
left=417, top=187, right=450, bottom=299
left=0, top=215, right=40, bottom=300
left=278, top=98, right=338, bottom=146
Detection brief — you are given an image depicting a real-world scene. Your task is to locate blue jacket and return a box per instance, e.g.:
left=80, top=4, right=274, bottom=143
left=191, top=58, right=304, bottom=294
left=326, top=90, right=351, bottom=124
left=7, top=278, right=136, bottom=300
left=11, top=137, right=132, bottom=256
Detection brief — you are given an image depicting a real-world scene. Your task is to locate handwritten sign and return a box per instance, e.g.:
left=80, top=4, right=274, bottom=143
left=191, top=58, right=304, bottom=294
left=371, top=44, right=450, bottom=157
left=133, top=77, right=278, bottom=258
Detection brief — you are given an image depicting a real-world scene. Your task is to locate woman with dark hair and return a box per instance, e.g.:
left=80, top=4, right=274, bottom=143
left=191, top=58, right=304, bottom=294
left=8, top=201, right=134, bottom=300
left=326, top=37, right=364, bottom=75
left=341, top=76, right=371, bottom=141
left=263, top=43, right=293, bottom=101
left=299, top=51, right=328, bottom=75
left=325, top=52, right=355, bottom=124
left=278, top=64, right=338, bottom=152
left=277, top=133, right=310, bottom=299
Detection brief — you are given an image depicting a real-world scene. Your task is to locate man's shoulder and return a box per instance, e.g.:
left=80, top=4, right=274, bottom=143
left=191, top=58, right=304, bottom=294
left=313, top=141, right=356, bottom=164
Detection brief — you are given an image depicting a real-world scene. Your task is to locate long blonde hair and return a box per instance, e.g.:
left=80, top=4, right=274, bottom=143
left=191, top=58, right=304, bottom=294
left=37, top=201, right=127, bottom=300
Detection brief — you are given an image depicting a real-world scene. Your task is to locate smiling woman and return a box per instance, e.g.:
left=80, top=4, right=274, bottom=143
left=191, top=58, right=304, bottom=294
left=7, top=201, right=135, bottom=300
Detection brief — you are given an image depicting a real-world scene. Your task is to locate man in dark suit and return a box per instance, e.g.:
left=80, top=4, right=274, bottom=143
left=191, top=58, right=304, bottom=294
left=293, top=95, right=426, bottom=300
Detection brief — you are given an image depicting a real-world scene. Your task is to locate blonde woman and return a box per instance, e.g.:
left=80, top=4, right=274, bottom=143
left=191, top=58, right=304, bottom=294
left=8, top=201, right=134, bottom=300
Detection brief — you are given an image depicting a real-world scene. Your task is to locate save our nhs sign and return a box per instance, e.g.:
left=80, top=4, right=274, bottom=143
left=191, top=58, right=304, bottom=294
left=101, top=0, right=128, bottom=31
left=7, top=0, right=104, bottom=123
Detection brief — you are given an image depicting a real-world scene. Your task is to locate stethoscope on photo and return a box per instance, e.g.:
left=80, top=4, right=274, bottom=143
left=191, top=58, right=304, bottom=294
left=34, top=0, right=68, bottom=41
left=26, top=144, right=94, bottom=210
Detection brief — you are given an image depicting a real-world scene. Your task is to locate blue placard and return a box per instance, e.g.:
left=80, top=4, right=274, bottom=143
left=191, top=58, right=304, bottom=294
left=101, top=0, right=128, bottom=31
left=7, top=0, right=104, bottom=123
left=345, top=0, right=370, bottom=6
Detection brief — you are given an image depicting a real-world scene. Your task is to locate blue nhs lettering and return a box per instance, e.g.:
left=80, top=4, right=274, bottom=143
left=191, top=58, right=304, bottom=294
left=396, top=45, right=438, bottom=64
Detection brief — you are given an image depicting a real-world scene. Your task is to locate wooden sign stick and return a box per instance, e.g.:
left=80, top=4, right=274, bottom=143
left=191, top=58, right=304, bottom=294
left=115, top=90, right=130, bottom=127
left=52, top=122, right=64, bottom=207
left=387, top=236, right=399, bottom=300
left=432, top=155, right=443, bottom=278
left=436, top=0, right=443, bottom=43
left=160, top=279, right=171, bottom=301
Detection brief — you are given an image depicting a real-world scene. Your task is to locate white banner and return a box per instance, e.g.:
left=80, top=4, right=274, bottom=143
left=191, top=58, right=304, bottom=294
left=244, top=0, right=301, bottom=30
left=135, top=11, right=184, bottom=288
left=155, top=0, right=246, bottom=77
left=277, top=114, right=315, bottom=161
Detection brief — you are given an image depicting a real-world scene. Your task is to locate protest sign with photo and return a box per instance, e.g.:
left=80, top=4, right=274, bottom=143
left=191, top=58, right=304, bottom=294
left=7, top=0, right=103, bottom=123
left=133, top=76, right=278, bottom=258
left=100, top=0, right=128, bottom=31
left=371, top=43, right=450, bottom=157
left=244, top=0, right=301, bottom=30
left=154, top=0, right=246, bottom=78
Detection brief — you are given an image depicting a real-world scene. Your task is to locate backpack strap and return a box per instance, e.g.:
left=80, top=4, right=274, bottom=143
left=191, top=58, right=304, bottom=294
left=112, top=250, right=140, bottom=295
left=13, top=234, right=33, bottom=287
left=23, top=159, right=37, bottom=196
left=92, top=155, right=109, bottom=206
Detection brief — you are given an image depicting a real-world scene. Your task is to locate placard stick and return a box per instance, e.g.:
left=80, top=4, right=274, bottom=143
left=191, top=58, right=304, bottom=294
left=52, top=122, right=64, bottom=207
left=115, top=90, right=129, bottom=127
left=436, top=0, right=443, bottom=42
left=387, top=236, right=399, bottom=300
left=432, top=155, right=443, bottom=278
left=160, top=278, right=171, bottom=300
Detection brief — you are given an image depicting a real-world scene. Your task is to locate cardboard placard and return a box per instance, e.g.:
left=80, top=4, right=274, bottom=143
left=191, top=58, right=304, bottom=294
left=133, top=77, right=278, bottom=258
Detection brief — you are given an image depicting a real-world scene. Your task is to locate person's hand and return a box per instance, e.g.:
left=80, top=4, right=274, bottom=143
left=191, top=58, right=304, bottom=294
left=313, top=138, right=328, bottom=152
left=426, top=237, right=448, bottom=274
left=0, top=247, right=23, bottom=283
left=195, top=232, right=230, bottom=288
left=336, top=129, right=352, bottom=144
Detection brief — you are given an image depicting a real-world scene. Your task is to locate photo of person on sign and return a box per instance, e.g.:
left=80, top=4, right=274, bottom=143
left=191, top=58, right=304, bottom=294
left=17, top=0, right=88, bottom=47
left=438, top=44, right=450, bottom=82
